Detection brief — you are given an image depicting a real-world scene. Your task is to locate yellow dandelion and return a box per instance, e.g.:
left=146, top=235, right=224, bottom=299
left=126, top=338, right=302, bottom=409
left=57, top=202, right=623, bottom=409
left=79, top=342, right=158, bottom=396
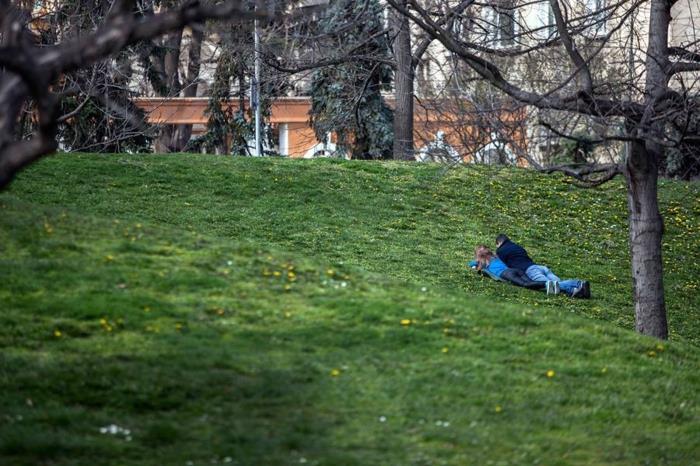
left=400, top=319, right=412, bottom=326
left=326, top=269, right=334, bottom=276
left=284, top=284, right=291, bottom=291
left=647, top=350, right=657, bottom=358
left=441, top=347, right=449, bottom=353
left=330, top=369, right=341, bottom=377
left=546, top=370, right=555, bottom=378
left=284, top=312, right=292, bottom=318
left=53, top=330, right=62, bottom=338
left=273, top=271, right=281, bottom=277
left=105, top=255, right=114, bottom=262
left=601, top=367, right=608, bottom=374
left=216, top=308, right=225, bottom=316
left=656, top=343, right=665, bottom=352
left=494, top=405, right=502, bottom=413
left=99, top=318, right=108, bottom=326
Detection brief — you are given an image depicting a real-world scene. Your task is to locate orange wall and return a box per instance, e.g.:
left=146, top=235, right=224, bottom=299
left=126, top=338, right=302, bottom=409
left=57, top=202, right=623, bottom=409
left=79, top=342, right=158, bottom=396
left=133, top=97, right=527, bottom=160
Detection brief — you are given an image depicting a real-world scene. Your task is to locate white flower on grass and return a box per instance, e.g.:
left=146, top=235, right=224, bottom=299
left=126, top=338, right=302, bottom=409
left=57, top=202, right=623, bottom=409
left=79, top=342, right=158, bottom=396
left=223, top=457, right=233, bottom=464
left=98, top=424, right=132, bottom=439
left=379, top=416, right=387, bottom=423
left=421, top=287, right=427, bottom=292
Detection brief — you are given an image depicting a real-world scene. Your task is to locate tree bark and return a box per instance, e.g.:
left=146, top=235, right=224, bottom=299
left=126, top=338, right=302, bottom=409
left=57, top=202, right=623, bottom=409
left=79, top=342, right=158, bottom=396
left=172, top=26, right=204, bottom=151
left=623, top=0, right=671, bottom=339
left=390, top=0, right=414, bottom=160
left=625, top=138, right=668, bottom=339
left=155, top=29, right=183, bottom=153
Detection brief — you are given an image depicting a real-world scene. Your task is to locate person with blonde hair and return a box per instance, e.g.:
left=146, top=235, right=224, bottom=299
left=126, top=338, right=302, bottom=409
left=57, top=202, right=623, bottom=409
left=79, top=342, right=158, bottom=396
left=470, top=245, right=546, bottom=291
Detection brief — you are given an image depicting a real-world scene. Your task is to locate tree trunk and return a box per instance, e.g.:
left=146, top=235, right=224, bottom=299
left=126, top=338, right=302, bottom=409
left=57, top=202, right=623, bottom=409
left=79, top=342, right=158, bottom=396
left=352, top=131, right=371, bottom=159
left=621, top=0, right=670, bottom=339
left=390, top=0, right=414, bottom=160
left=155, top=29, right=184, bottom=152
left=172, top=26, right=204, bottom=151
left=625, top=139, right=668, bottom=339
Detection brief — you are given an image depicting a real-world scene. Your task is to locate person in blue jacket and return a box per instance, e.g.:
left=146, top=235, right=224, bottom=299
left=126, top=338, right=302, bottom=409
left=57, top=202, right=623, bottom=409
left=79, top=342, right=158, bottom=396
left=495, top=234, right=590, bottom=298
left=471, top=245, right=545, bottom=291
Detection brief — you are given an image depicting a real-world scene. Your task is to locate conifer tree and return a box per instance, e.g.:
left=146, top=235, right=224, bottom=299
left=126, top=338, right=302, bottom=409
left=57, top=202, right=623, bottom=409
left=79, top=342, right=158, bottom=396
left=309, top=0, right=393, bottom=159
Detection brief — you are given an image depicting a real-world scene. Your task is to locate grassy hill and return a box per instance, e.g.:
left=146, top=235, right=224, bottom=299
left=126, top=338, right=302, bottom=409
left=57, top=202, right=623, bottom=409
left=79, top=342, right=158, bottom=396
left=1, top=153, right=699, bottom=465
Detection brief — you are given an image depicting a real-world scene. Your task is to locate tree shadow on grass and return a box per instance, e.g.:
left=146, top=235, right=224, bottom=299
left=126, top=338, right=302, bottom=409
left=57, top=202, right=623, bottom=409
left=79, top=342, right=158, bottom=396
left=0, top=322, right=405, bottom=466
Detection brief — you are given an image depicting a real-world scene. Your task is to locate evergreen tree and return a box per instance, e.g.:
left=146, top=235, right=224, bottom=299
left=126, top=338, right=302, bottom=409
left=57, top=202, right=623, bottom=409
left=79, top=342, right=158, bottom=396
left=309, top=0, right=393, bottom=159
left=202, top=28, right=254, bottom=155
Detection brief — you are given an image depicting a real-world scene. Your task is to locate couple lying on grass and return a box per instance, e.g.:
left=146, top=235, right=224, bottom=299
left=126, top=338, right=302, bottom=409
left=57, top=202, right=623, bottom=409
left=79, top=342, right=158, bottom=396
left=470, top=234, right=591, bottom=299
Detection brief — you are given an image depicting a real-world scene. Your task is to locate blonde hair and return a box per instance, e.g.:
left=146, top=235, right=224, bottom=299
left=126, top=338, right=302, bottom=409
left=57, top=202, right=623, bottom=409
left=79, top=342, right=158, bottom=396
left=474, top=245, right=495, bottom=270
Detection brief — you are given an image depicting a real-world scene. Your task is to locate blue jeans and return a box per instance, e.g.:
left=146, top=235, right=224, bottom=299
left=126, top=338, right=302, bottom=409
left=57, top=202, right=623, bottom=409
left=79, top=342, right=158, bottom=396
left=525, top=265, right=582, bottom=295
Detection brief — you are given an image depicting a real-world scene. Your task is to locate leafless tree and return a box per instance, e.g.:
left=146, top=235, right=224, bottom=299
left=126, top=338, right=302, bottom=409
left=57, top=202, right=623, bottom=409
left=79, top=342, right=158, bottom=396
left=0, top=0, right=306, bottom=187
left=389, top=0, right=474, bottom=160
left=135, top=3, right=206, bottom=153
left=387, top=0, right=700, bottom=339
left=14, top=1, right=154, bottom=153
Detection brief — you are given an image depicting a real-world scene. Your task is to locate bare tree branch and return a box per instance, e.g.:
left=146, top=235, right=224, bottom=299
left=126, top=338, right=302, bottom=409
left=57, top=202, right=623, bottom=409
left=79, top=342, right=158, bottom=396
left=0, top=0, right=304, bottom=189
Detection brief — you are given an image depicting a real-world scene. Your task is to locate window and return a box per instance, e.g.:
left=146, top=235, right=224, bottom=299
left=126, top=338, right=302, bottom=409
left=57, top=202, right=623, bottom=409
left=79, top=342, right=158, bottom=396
left=547, top=4, right=556, bottom=36
left=495, top=5, right=516, bottom=45
left=485, top=2, right=516, bottom=47
left=584, top=0, right=607, bottom=37
left=451, top=13, right=474, bottom=40
left=530, top=2, right=556, bottom=39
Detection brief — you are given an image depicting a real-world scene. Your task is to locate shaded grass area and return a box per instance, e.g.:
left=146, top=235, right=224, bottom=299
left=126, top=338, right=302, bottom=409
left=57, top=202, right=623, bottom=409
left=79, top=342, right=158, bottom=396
left=1, top=154, right=699, bottom=465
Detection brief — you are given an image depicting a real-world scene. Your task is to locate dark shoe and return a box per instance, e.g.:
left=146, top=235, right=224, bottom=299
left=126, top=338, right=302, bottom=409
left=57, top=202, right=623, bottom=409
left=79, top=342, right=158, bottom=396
left=572, top=281, right=591, bottom=299
left=581, top=281, right=591, bottom=299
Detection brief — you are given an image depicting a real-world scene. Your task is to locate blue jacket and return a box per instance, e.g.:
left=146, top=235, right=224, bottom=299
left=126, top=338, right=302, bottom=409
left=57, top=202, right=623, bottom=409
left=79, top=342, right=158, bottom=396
left=496, top=239, right=534, bottom=272
left=468, top=258, right=507, bottom=280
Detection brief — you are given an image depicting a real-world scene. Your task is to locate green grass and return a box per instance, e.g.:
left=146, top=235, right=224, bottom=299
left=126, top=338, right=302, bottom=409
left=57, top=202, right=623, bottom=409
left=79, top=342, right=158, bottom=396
left=1, top=153, right=699, bottom=465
